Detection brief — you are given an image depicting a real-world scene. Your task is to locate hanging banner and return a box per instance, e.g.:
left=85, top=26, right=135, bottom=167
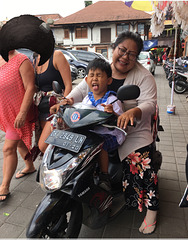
left=143, top=39, right=158, bottom=50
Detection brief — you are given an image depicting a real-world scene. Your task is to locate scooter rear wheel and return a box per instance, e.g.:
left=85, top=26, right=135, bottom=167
left=36, top=200, right=83, bottom=238
left=174, top=83, right=187, bottom=94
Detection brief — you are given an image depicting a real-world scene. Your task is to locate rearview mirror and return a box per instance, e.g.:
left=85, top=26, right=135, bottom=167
left=52, top=81, right=63, bottom=94
left=117, top=85, right=140, bottom=101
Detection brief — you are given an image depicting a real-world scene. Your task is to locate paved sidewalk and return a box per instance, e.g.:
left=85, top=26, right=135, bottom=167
left=0, top=66, right=188, bottom=238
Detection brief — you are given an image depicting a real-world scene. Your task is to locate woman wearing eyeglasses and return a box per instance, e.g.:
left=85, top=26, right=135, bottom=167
left=44, top=31, right=158, bottom=235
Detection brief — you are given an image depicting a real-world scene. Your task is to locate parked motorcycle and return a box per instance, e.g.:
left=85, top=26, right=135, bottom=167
left=174, top=68, right=188, bottom=94
left=164, top=57, right=188, bottom=94
left=163, top=60, right=173, bottom=79
left=26, top=84, right=140, bottom=238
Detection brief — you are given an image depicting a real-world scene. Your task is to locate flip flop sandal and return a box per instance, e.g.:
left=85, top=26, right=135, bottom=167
left=0, top=192, right=10, bottom=202
left=15, top=170, right=36, bottom=179
left=142, top=218, right=157, bottom=235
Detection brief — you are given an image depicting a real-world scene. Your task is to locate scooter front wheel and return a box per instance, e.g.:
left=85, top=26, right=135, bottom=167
left=41, top=200, right=82, bottom=238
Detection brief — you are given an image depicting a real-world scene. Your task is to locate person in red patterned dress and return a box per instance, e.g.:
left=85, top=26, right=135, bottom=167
left=0, top=50, right=36, bottom=201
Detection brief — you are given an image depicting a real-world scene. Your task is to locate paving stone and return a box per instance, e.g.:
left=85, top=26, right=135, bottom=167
left=176, top=156, right=187, bottom=164
left=174, top=150, right=187, bottom=158
left=0, top=223, right=24, bottom=238
left=103, top=225, right=131, bottom=238
left=0, top=191, right=29, bottom=207
left=159, top=216, right=187, bottom=238
left=179, top=181, right=188, bottom=193
left=158, top=144, right=174, bottom=151
left=78, top=224, right=105, bottom=238
left=21, top=192, right=45, bottom=210
left=14, top=179, right=38, bottom=193
left=178, top=172, right=187, bottom=182
left=162, top=155, right=175, bottom=163
left=159, top=201, right=184, bottom=219
left=159, top=189, right=182, bottom=203
left=160, top=150, right=175, bottom=157
left=158, top=169, right=178, bottom=181
left=177, top=163, right=187, bottom=173
left=160, top=162, right=177, bottom=171
left=6, top=207, right=35, bottom=227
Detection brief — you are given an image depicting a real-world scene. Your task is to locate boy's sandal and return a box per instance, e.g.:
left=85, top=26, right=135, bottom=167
left=142, top=218, right=157, bottom=235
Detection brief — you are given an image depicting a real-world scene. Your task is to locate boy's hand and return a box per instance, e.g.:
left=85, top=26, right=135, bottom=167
left=101, top=103, right=114, bottom=113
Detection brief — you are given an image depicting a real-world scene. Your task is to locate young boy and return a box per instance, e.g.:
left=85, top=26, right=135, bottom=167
left=60, top=58, right=126, bottom=191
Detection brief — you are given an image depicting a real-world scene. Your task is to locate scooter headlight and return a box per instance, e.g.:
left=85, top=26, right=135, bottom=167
left=40, top=165, right=63, bottom=192
left=40, top=147, right=92, bottom=192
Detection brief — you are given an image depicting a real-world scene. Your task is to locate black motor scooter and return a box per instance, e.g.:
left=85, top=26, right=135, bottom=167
left=26, top=84, right=140, bottom=238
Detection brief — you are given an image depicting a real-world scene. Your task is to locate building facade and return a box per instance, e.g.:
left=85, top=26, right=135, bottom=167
left=51, top=1, right=151, bottom=60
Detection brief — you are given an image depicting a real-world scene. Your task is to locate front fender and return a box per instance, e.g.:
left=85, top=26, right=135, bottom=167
left=26, top=191, right=65, bottom=238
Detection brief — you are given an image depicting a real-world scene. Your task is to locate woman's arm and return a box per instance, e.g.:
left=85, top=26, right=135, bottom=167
left=14, top=59, right=35, bottom=129
left=53, top=50, right=72, bottom=97
left=67, top=78, right=89, bottom=101
left=118, top=70, right=157, bottom=129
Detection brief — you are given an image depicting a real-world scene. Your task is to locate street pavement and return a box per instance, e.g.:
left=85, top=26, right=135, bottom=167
left=0, top=65, right=188, bottom=238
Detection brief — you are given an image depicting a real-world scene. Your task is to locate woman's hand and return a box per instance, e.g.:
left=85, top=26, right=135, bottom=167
left=50, top=103, right=61, bottom=114
left=117, top=107, right=142, bottom=129
left=14, top=111, right=27, bottom=128
left=50, top=98, right=74, bottom=114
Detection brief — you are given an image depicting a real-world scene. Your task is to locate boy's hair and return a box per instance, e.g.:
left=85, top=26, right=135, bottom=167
left=86, top=58, right=112, bottom=78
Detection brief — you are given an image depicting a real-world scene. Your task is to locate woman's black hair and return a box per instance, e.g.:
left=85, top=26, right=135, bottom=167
left=86, top=58, right=112, bottom=78
left=112, top=31, right=143, bottom=56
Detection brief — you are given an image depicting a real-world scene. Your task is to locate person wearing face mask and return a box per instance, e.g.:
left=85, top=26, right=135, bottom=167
left=41, top=31, right=159, bottom=235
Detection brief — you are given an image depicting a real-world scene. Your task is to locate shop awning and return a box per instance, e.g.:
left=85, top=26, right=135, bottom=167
left=143, top=39, right=158, bottom=50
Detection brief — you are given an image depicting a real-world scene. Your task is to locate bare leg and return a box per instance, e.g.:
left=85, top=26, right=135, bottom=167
left=0, top=139, right=19, bottom=200
left=98, top=149, right=109, bottom=173
left=15, top=120, right=50, bottom=178
left=38, top=121, right=52, bottom=153
left=139, top=209, right=157, bottom=234
left=15, top=140, right=36, bottom=178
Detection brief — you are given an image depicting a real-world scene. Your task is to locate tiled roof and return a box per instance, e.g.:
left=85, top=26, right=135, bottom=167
left=55, top=1, right=151, bottom=25
left=35, top=14, right=63, bottom=23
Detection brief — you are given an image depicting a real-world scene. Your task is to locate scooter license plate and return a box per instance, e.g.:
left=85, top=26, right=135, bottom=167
left=45, top=129, right=86, bottom=153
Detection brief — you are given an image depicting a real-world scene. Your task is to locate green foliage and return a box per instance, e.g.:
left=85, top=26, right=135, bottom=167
left=85, top=1, right=92, bottom=7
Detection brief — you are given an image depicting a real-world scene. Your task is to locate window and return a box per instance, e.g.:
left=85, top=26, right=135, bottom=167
left=117, top=24, right=129, bottom=35
left=100, top=28, right=111, bottom=43
left=64, top=29, right=69, bottom=39
left=76, top=47, right=88, bottom=51
left=75, top=26, right=87, bottom=38
left=96, top=47, right=108, bottom=59
left=137, top=23, right=145, bottom=35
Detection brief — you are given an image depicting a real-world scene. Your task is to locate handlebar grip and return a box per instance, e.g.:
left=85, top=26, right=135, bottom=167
left=127, top=120, right=137, bottom=127
left=114, top=119, right=137, bottom=127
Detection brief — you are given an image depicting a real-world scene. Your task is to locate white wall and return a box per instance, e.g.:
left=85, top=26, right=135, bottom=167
left=52, top=22, right=147, bottom=61
left=53, top=28, right=64, bottom=45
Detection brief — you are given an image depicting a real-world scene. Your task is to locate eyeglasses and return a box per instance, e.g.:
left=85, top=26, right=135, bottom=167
left=118, top=47, right=137, bottom=61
